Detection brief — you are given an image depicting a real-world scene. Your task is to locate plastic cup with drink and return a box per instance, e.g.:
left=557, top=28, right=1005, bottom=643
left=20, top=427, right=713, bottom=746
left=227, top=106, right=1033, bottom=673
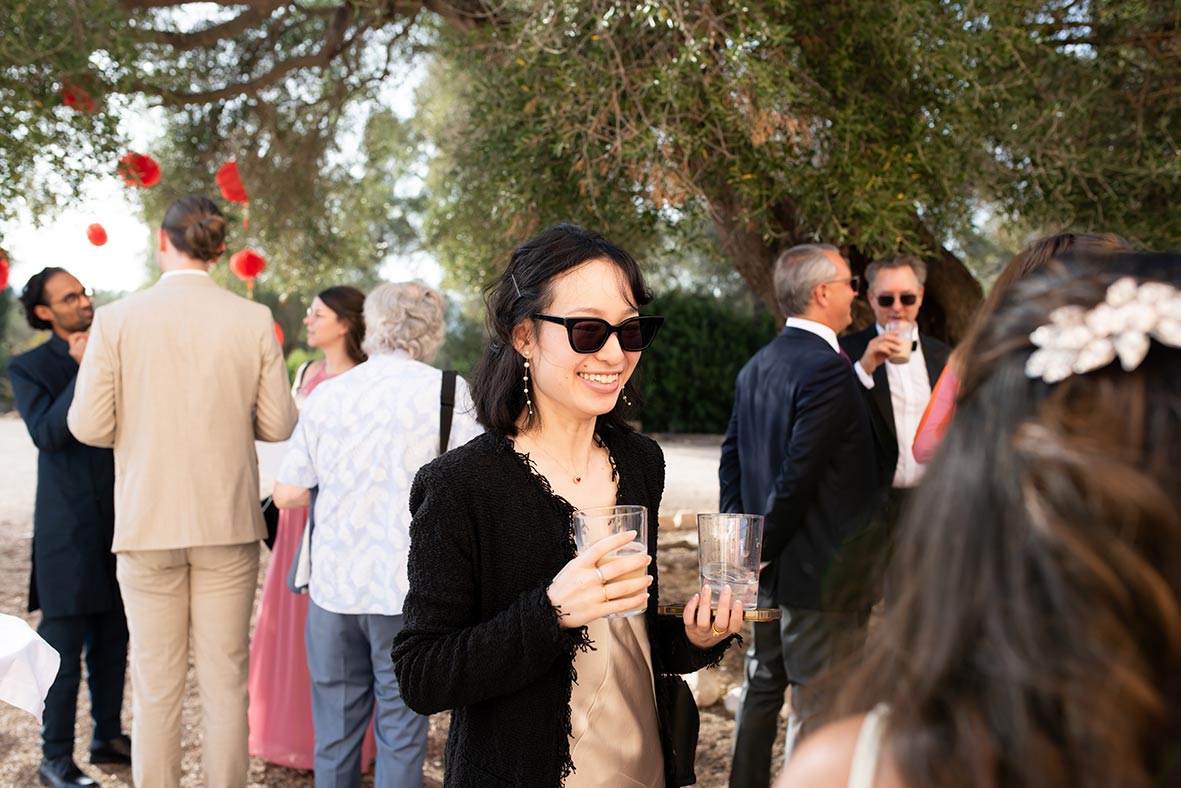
left=886, top=319, right=915, bottom=364
left=572, top=505, right=648, bottom=619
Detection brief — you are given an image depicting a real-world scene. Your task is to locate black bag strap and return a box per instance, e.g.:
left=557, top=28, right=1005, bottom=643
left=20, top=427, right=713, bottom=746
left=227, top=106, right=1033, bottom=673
left=439, top=370, right=457, bottom=455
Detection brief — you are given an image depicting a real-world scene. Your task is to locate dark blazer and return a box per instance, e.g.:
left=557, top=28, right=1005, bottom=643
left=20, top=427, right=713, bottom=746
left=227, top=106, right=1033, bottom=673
left=393, top=429, right=731, bottom=787
left=719, top=326, right=878, bottom=611
left=839, top=325, right=950, bottom=485
left=9, top=335, right=119, bottom=617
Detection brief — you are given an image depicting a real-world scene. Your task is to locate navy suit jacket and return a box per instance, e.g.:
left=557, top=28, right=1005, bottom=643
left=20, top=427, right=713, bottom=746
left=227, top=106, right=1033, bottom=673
left=9, top=335, right=119, bottom=616
left=719, top=326, right=878, bottom=610
left=839, top=325, right=950, bottom=486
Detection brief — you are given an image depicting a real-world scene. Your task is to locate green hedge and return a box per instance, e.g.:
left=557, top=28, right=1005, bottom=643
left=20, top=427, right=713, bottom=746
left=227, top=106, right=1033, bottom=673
left=636, top=289, right=777, bottom=433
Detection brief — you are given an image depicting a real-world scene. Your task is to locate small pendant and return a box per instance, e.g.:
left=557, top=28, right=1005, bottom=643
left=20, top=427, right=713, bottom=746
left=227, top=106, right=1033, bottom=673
left=574, top=476, right=582, bottom=484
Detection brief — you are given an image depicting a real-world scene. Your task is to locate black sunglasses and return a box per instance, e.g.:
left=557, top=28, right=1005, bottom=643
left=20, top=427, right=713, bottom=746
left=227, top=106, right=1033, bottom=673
left=533, top=314, right=665, bottom=353
left=876, top=293, right=918, bottom=307
left=826, top=275, right=861, bottom=292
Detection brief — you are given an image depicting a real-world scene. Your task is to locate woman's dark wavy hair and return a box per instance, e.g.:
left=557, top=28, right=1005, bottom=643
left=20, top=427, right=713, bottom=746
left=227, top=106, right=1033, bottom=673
left=161, top=195, right=227, bottom=263
left=829, top=253, right=1181, bottom=788
left=471, top=223, right=653, bottom=436
left=317, top=285, right=367, bottom=365
left=956, top=232, right=1131, bottom=365
left=18, top=266, right=68, bottom=331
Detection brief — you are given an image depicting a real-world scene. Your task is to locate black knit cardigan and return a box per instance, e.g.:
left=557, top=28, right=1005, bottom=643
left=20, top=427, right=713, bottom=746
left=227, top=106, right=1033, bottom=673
left=392, top=427, right=732, bottom=787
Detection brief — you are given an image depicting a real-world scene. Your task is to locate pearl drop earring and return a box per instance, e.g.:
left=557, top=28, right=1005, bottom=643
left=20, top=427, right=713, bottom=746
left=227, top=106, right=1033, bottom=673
left=522, top=352, right=534, bottom=418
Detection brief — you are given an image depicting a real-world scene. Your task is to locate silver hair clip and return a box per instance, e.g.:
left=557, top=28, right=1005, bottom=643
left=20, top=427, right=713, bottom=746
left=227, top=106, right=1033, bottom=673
left=510, top=273, right=523, bottom=300
left=1025, top=277, right=1181, bottom=383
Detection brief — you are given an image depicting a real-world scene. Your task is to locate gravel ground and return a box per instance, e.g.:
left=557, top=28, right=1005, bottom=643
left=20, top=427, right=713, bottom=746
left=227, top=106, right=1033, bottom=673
left=0, top=417, right=786, bottom=787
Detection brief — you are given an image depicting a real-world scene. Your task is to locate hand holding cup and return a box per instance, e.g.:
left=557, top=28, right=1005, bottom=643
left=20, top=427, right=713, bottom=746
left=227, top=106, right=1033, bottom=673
left=547, top=530, right=652, bottom=629
left=683, top=583, right=744, bottom=649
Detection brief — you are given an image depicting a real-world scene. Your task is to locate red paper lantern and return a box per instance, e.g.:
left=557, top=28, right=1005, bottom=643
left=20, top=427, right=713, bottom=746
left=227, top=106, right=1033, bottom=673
left=0, top=252, right=9, bottom=291
left=216, top=161, right=249, bottom=204
left=62, top=81, right=98, bottom=114
left=273, top=321, right=285, bottom=346
left=86, top=223, right=108, bottom=246
left=118, top=152, right=161, bottom=188
left=216, top=161, right=251, bottom=229
left=229, top=249, right=266, bottom=280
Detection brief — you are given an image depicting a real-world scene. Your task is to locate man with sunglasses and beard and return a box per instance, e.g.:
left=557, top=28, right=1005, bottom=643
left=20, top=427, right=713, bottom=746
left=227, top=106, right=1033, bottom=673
left=10, top=268, right=130, bottom=787
left=839, top=255, right=949, bottom=596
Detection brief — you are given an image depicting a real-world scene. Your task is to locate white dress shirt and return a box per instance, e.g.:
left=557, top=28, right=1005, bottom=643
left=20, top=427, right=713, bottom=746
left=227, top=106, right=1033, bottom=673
left=785, top=317, right=841, bottom=353
left=852, top=325, right=932, bottom=488
left=277, top=352, right=484, bottom=615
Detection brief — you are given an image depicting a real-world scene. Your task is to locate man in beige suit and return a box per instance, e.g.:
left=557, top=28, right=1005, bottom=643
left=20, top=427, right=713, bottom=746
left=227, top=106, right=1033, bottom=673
left=68, top=196, right=298, bottom=788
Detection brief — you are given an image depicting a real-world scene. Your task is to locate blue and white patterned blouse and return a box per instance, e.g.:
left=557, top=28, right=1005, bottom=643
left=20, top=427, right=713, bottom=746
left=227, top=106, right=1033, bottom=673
left=277, top=351, right=484, bottom=615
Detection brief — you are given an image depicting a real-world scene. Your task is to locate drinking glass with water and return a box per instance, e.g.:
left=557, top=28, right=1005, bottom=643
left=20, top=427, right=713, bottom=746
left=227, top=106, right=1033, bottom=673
left=697, top=513, right=764, bottom=610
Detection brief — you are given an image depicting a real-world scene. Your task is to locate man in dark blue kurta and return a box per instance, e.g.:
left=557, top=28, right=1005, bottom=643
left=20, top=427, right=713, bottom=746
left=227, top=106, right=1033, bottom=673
left=10, top=268, right=130, bottom=788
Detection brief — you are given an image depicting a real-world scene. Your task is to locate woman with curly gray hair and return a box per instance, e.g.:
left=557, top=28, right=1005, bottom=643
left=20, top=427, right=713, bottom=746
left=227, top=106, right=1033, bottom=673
left=273, top=281, right=483, bottom=788
left=362, top=282, right=446, bottom=362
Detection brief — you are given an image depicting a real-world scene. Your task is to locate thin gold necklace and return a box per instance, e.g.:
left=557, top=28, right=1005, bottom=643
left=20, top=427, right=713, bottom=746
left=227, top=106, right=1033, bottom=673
left=528, top=439, right=595, bottom=484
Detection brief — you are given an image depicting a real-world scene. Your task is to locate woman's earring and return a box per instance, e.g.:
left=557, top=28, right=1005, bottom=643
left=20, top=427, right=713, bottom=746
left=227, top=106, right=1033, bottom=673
left=621, top=390, right=632, bottom=408
left=522, top=353, right=534, bottom=418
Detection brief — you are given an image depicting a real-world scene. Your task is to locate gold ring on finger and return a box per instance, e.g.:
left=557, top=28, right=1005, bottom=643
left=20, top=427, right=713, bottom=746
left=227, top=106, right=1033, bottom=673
left=602, top=585, right=610, bottom=603
left=711, top=625, right=724, bottom=637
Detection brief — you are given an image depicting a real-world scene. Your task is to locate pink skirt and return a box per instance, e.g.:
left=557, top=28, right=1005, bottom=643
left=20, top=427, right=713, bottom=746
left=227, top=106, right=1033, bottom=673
left=248, top=506, right=377, bottom=770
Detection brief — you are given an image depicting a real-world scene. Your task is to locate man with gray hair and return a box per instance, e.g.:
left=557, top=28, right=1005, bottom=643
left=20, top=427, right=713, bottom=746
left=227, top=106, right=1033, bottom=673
left=273, top=281, right=483, bottom=788
left=840, top=255, right=950, bottom=621
left=840, top=254, right=950, bottom=496
left=720, top=244, right=878, bottom=787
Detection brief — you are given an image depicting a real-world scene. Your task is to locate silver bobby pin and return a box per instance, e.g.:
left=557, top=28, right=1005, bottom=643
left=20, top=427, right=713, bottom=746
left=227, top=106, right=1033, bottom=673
left=510, top=273, right=523, bottom=299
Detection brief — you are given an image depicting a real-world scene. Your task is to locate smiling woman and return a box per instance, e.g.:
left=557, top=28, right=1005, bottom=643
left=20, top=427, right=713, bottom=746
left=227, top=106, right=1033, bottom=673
left=391, top=224, right=744, bottom=788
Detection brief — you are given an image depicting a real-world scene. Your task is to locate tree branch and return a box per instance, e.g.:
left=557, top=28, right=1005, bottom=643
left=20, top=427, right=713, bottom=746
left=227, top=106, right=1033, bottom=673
left=122, top=0, right=251, bottom=8
left=145, top=5, right=361, bottom=105
left=146, top=0, right=285, bottom=51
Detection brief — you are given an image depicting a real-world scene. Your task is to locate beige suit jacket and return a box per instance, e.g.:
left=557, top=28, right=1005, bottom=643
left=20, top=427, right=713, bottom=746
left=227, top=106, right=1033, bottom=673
left=68, top=272, right=298, bottom=552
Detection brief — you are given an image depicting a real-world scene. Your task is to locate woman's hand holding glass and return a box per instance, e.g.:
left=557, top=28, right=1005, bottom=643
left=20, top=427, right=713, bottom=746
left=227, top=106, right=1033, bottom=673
left=682, top=583, right=744, bottom=649
left=547, top=530, right=653, bottom=629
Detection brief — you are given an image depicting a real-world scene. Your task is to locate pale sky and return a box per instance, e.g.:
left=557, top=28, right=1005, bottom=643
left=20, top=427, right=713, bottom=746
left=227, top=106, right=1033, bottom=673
left=5, top=181, right=153, bottom=294
left=4, top=53, right=438, bottom=297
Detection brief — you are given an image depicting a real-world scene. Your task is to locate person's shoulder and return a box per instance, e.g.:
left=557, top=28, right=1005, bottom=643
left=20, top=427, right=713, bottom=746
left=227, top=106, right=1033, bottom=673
left=776, top=713, right=906, bottom=788
left=9, top=339, right=51, bottom=370
left=605, top=427, right=663, bottom=462
left=775, top=715, right=864, bottom=787
left=840, top=323, right=876, bottom=351
left=419, top=431, right=503, bottom=479
left=921, top=333, right=951, bottom=355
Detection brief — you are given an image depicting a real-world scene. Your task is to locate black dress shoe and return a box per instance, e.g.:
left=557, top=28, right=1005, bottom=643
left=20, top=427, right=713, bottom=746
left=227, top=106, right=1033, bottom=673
left=89, top=733, right=132, bottom=764
left=37, top=757, right=98, bottom=787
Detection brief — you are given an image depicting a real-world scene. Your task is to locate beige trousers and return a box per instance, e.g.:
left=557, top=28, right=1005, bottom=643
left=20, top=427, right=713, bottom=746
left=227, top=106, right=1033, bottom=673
left=116, top=543, right=259, bottom=788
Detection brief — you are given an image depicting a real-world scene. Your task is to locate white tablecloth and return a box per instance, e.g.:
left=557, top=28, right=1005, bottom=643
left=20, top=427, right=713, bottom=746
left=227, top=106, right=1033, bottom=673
left=0, top=614, right=60, bottom=723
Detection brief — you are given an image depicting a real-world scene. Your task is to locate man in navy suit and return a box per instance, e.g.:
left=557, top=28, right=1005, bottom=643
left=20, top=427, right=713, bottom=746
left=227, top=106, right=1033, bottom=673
left=10, top=268, right=130, bottom=788
left=720, top=245, right=878, bottom=787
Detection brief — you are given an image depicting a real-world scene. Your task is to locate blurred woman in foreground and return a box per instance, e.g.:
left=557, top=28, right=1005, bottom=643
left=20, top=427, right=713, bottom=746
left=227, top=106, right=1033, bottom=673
left=779, top=253, right=1181, bottom=788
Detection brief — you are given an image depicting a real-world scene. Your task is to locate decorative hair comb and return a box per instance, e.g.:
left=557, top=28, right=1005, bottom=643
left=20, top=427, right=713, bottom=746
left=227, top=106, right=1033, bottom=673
left=1025, top=277, right=1181, bottom=383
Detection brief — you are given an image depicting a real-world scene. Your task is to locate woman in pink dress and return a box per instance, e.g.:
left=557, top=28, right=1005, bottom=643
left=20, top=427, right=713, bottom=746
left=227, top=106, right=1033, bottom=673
left=249, top=286, right=377, bottom=770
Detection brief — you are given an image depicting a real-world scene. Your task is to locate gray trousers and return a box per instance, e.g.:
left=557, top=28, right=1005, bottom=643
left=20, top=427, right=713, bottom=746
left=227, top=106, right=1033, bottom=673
left=728, top=592, right=868, bottom=788
left=306, top=602, right=428, bottom=788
